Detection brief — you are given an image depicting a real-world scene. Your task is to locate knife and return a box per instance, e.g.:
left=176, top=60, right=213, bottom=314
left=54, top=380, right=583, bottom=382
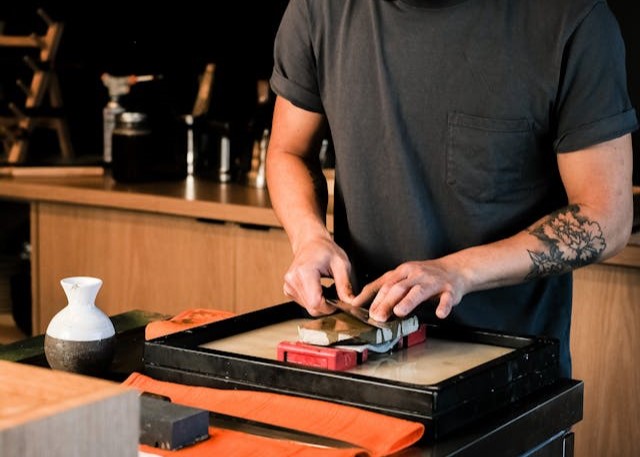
left=325, top=297, right=396, bottom=330
left=208, top=409, right=359, bottom=449
left=141, top=392, right=358, bottom=450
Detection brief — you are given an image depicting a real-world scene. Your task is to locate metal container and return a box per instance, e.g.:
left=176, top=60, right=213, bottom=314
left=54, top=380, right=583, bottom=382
left=193, top=119, right=232, bottom=182
left=111, top=112, right=153, bottom=183
left=111, top=112, right=187, bottom=183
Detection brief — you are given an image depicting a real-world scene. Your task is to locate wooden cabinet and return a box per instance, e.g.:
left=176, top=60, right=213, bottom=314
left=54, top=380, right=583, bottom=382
left=30, top=201, right=292, bottom=333
left=570, top=241, right=640, bottom=457
left=234, top=224, right=292, bottom=313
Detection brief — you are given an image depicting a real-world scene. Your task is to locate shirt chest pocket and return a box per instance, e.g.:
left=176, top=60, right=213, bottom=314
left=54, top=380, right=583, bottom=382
left=446, top=112, right=536, bottom=202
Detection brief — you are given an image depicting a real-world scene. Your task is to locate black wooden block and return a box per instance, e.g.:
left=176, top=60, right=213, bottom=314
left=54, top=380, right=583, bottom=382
left=139, top=395, right=209, bottom=450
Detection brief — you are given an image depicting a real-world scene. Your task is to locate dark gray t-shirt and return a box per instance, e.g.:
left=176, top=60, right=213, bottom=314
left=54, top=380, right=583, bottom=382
left=270, top=0, right=638, bottom=377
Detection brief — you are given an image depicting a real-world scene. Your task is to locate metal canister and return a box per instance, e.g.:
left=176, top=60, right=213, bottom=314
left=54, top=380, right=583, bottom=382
left=111, top=112, right=153, bottom=182
left=193, top=119, right=233, bottom=182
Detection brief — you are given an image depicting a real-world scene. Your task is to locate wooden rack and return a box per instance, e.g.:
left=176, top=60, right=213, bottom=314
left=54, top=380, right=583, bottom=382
left=0, top=9, right=72, bottom=163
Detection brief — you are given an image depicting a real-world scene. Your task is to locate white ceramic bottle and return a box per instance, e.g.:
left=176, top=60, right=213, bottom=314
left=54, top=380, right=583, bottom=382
left=44, top=276, right=116, bottom=376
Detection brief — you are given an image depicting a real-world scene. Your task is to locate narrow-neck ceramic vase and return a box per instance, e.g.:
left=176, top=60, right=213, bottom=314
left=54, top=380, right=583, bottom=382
left=44, top=276, right=116, bottom=376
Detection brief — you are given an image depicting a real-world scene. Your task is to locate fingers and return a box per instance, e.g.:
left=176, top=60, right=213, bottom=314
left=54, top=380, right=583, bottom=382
left=332, top=260, right=355, bottom=303
left=393, top=286, right=427, bottom=317
left=351, top=280, right=381, bottom=307
left=283, top=262, right=353, bottom=317
left=369, top=278, right=422, bottom=321
left=366, top=270, right=414, bottom=320
left=356, top=262, right=462, bottom=321
left=284, top=251, right=463, bottom=321
left=435, top=291, right=454, bottom=319
left=282, top=246, right=353, bottom=316
left=283, top=270, right=333, bottom=316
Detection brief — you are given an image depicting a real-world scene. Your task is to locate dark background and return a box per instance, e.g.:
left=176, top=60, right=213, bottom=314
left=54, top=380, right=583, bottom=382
left=608, top=0, right=639, bottom=184
left=0, top=1, right=638, bottom=183
left=0, top=1, right=288, bottom=161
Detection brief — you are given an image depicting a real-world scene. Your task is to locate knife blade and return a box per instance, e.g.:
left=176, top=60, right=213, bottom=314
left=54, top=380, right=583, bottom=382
left=325, top=297, right=396, bottom=330
left=208, top=410, right=359, bottom=449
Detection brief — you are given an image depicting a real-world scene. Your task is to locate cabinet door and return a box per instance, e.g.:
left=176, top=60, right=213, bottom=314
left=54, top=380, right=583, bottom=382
left=571, top=263, right=640, bottom=457
left=233, top=224, right=292, bottom=314
left=33, top=202, right=235, bottom=332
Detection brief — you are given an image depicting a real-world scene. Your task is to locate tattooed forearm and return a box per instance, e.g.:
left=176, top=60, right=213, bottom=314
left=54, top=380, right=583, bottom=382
left=525, top=205, right=606, bottom=280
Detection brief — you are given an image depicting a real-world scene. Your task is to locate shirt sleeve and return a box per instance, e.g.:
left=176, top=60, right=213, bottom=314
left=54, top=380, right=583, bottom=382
left=554, top=1, right=638, bottom=152
left=270, top=0, right=324, bottom=113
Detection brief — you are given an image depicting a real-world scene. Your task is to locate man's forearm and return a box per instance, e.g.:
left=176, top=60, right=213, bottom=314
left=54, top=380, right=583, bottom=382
left=444, top=201, right=631, bottom=295
left=525, top=204, right=606, bottom=279
left=266, top=151, right=331, bottom=253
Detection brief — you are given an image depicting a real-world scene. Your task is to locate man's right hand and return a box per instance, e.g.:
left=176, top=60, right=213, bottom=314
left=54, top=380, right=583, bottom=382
left=282, top=235, right=355, bottom=316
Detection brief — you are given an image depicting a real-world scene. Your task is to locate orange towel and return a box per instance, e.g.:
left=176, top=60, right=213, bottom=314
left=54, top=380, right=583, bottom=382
left=125, top=372, right=424, bottom=457
left=145, top=308, right=235, bottom=340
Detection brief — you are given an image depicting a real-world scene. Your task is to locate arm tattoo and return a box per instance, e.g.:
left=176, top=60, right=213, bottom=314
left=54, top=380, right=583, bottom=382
left=525, top=204, right=606, bottom=280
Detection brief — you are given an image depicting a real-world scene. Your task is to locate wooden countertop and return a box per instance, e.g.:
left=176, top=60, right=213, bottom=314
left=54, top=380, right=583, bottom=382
left=0, top=174, right=289, bottom=228
left=0, top=174, right=635, bottom=266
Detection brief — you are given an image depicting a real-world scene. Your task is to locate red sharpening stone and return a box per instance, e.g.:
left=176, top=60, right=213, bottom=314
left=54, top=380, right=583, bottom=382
left=393, top=324, right=427, bottom=350
left=277, top=341, right=368, bottom=371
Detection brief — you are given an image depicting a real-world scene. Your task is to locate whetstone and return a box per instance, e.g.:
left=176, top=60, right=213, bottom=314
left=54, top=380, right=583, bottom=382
left=139, top=395, right=209, bottom=450
left=298, top=312, right=420, bottom=346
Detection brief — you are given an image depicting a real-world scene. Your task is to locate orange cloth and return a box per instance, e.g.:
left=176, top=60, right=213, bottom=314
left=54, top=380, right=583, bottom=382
left=125, top=372, right=424, bottom=457
left=145, top=308, right=235, bottom=340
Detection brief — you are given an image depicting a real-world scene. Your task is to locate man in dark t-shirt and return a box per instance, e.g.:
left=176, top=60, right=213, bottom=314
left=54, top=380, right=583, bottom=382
left=266, top=0, right=637, bottom=377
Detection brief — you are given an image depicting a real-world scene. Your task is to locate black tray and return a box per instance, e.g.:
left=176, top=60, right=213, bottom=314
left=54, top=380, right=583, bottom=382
left=143, top=302, right=559, bottom=440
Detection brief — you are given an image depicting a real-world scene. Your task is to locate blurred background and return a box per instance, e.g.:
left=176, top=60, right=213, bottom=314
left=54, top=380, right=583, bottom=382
left=0, top=1, right=288, bottom=162
left=608, top=0, right=640, bottom=184
left=0, top=1, right=288, bottom=337
left=0, top=1, right=637, bottom=183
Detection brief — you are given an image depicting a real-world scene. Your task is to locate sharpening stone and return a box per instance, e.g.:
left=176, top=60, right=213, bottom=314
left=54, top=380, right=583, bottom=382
left=298, top=312, right=420, bottom=346
left=394, top=323, right=427, bottom=350
left=277, top=341, right=368, bottom=370
left=335, top=323, right=428, bottom=354
left=139, top=395, right=210, bottom=450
